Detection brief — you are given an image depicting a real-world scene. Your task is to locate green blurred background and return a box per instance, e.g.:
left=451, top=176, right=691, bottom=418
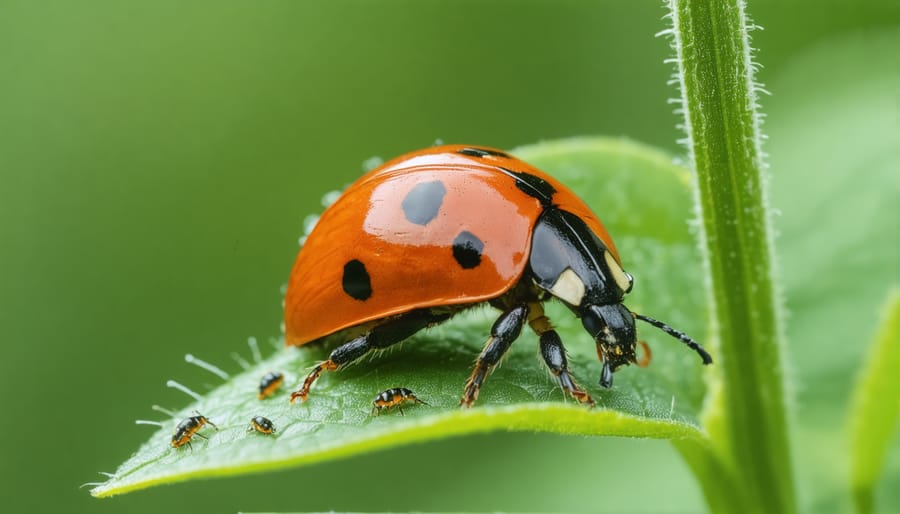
left=1, top=1, right=898, bottom=512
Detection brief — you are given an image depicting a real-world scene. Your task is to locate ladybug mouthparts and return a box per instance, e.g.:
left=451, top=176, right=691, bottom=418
left=581, top=303, right=638, bottom=387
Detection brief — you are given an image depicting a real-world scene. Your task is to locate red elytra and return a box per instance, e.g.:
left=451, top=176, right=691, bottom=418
left=285, top=145, right=618, bottom=345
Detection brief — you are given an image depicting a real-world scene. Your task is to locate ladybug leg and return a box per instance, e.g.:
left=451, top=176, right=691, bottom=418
left=529, top=303, right=594, bottom=406
left=290, top=340, right=359, bottom=403
left=539, top=330, right=595, bottom=407
left=460, top=305, right=528, bottom=408
left=290, top=310, right=446, bottom=403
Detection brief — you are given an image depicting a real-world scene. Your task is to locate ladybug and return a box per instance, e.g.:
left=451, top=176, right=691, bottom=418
left=171, top=413, right=217, bottom=450
left=247, top=416, right=276, bottom=434
left=371, top=387, right=429, bottom=416
left=285, top=145, right=712, bottom=407
left=257, top=371, right=284, bottom=400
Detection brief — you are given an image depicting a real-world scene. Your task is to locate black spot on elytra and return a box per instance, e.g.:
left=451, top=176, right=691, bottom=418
left=496, top=167, right=557, bottom=206
left=457, top=147, right=510, bottom=159
left=452, top=231, right=484, bottom=269
left=402, top=181, right=446, bottom=225
left=342, top=259, right=372, bottom=301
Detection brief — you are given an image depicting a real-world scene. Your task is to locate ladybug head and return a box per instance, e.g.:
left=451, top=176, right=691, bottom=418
left=581, top=303, right=637, bottom=387
left=581, top=303, right=713, bottom=388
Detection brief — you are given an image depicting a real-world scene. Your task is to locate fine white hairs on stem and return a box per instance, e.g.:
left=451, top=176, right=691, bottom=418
left=184, top=353, right=230, bottom=380
left=166, top=380, right=203, bottom=402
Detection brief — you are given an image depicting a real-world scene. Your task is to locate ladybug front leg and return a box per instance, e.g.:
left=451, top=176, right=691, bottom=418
left=539, top=330, right=595, bottom=406
left=289, top=338, right=363, bottom=403
left=290, top=310, right=445, bottom=403
left=460, top=305, right=528, bottom=408
left=528, top=303, right=594, bottom=406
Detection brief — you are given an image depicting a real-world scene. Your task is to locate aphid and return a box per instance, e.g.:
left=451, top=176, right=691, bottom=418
left=258, top=371, right=284, bottom=400
left=284, top=145, right=713, bottom=407
left=247, top=416, right=276, bottom=434
left=371, top=387, right=428, bottom=416
left=171, top=413, right=217, bottom=450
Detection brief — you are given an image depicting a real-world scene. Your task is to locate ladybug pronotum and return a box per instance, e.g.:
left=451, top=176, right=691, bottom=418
left=285, top=145, right=712, bottom=407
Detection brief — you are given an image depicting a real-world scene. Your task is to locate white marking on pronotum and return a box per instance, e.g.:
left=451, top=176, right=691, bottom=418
left=151, top=405, right=177, bottom=417
left=604, top=251, right=633, bottom=293
left=248, top=337, right=262, bottom=364
left=184, top=353, right=230, bottom=380
left=166, top=380, right=203, bottom=401
left=548, top=268, right=586, bottom=306
left=231, top=352, right=251, bottom=370
left=135, top=419, right=165, bottom=427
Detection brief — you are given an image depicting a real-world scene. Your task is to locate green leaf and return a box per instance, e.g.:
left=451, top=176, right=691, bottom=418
left=663, top=1, right=795, bottom=513
left=849, top=289, right=900, bottom=514
left=91, top=137, right=713, bottom=498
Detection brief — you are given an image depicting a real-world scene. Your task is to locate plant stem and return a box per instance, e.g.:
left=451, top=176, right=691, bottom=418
left=674, top=439, right=748, bottom=514
left=664, top=1, right=796, bottom=513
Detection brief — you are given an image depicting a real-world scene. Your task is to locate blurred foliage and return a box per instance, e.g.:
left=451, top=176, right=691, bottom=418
left=0, top=1, right=897, bottom=513
left=765, top=27, right=900, bottom=513
left=849, top=290, right=900, bottom=514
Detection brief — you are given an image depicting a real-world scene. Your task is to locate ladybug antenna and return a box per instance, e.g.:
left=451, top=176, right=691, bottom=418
left=633, top=313, right=713, bottom=365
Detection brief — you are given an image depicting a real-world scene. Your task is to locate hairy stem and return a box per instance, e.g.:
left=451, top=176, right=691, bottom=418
left=664, top=1, right=796, bottom=512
